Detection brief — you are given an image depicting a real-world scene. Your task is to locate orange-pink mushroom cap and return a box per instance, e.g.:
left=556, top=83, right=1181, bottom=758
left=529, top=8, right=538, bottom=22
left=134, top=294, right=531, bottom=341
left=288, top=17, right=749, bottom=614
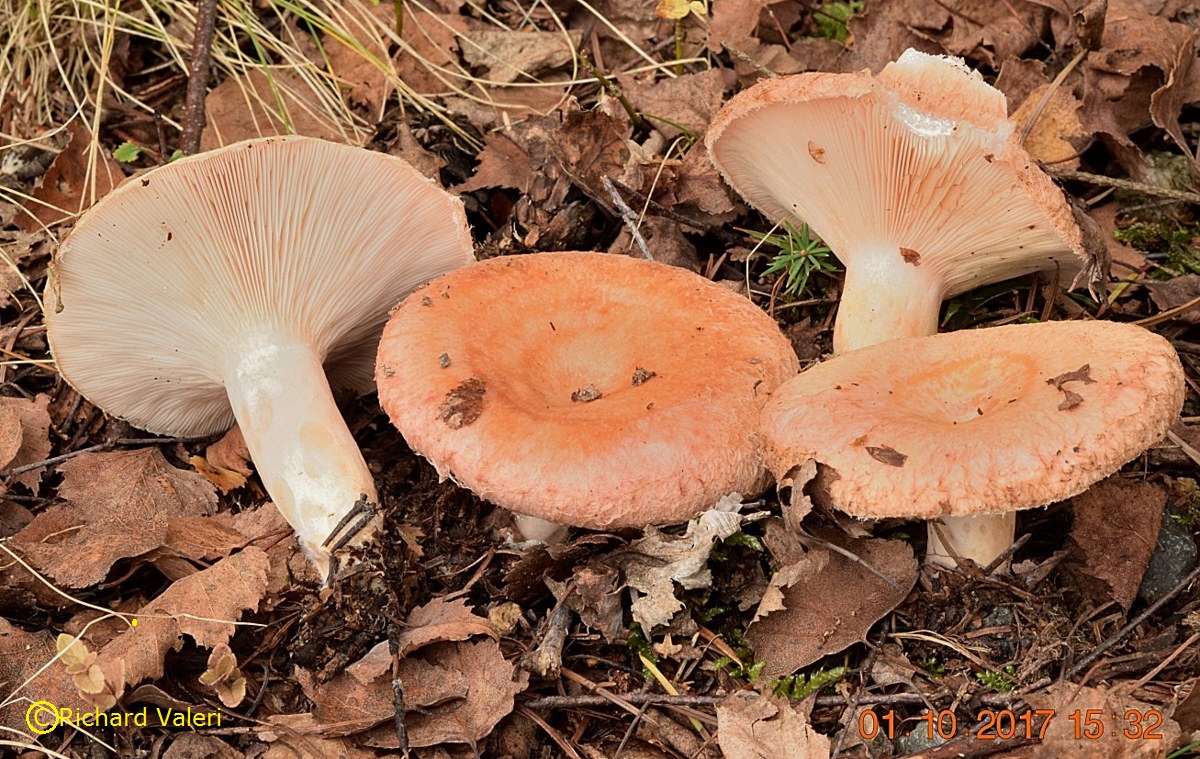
left=760, top=320, right=1184, bottom=521
left=706, top=49, right=1105, bottom=353
left=376, top=251, right=801, bottom=529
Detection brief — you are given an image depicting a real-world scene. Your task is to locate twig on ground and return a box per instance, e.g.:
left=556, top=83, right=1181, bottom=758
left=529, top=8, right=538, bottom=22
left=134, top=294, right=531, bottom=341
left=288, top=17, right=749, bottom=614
left=1061, top=563, right=1200, bottom=681
left=1043, top=167, right=1200, bottom=205
left=602, top=177, right=654, bottom=261
left=1136, top=293, right=1200, bottom=328
left=798, top=531, right=906, bottom=592
left=180, top=0, right=219, bottom=154
left=0, top=436, right=209, bottom=477
left=580, top=52, right=650, bottom=132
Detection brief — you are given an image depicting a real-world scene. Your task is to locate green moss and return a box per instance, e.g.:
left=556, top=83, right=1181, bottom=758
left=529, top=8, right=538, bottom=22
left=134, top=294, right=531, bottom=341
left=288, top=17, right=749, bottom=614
left=811, top=0, right=863, bottom=41
left=1113, top=218, right=1200, bottom=275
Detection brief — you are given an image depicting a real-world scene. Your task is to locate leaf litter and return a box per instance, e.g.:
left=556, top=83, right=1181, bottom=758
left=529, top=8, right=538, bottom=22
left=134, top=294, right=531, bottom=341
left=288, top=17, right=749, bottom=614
left=4, top=0, right=1200, bottom=756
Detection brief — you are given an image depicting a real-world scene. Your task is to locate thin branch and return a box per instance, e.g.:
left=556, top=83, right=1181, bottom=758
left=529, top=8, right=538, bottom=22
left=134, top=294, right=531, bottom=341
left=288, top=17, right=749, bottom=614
left=602, top=177, right=654, bottom=261
left=180, top=0, right=220, bottom=154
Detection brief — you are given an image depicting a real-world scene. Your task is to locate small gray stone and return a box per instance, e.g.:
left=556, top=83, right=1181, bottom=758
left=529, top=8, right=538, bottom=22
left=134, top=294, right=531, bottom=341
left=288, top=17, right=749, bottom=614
left=1138, top=513, right=1198, bottom=604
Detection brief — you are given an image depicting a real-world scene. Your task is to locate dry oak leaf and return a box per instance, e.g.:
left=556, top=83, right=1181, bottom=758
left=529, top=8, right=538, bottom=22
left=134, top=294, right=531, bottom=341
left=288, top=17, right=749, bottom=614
left=91, top=548, right=269, bottom=701
left=747, top=533, right=917, bottom=677
left=716, top=692, right=830, bottom=759
left=393, top=596, right=497, bottom=656
left=1028, top=683, right=1182, bottom=758
left=322, top=0, right=397, bottom=119
left=16, top=121, right=124, bottom=232
left=1069, top=476, right=1166, bottom=609
left=280, top=639, right=526, bottom=748
left=11, top=447, right=217, bottom=587
left=1011, top=83, right=1088, bottom=169
left=0, top=393, right=51, bottom=491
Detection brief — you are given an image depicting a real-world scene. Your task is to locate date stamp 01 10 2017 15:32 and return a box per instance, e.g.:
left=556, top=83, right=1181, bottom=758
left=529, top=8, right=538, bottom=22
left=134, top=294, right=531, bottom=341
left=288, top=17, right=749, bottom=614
left=857, top=707, right=1168, bottom=743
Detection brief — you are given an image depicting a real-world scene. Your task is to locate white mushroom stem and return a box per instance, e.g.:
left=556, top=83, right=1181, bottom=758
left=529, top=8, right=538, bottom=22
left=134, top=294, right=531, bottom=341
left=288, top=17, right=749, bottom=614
left=925, top=512, right=1017, bottom=570
left=224, top=329, right=379, bottom=577
left=511, top=514, right=571, bottom=544
left=832, top=245, right=943, bottom=354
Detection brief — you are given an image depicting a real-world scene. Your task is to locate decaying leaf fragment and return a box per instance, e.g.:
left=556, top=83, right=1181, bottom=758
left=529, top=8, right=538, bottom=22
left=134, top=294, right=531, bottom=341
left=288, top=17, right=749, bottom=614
left=617, top=494, right=750, bottom=630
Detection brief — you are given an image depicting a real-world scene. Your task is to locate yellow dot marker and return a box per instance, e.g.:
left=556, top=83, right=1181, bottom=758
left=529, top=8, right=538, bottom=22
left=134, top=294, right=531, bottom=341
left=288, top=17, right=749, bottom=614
left=131, top=619, right=138, bottom=627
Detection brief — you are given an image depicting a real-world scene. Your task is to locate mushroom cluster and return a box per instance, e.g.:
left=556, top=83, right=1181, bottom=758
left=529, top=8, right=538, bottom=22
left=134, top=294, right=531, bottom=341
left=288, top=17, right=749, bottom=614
left=46, top=136, right=474, bottom=578
left=374, top=251, right=800, bottom=536
left=707, top=49, right=1185, bottom=569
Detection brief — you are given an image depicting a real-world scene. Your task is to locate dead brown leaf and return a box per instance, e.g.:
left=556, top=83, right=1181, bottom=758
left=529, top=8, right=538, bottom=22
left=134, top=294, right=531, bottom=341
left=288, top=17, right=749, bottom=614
left=460, top=29, right=581, bottom=84
left=201, top=69, right=347, bottom=151
left=841, top=0, right=943, bottom=74
left=608, top=214, right=699, bottom=271
left=674, top=141, right=736, bottom=220
left=162, top=733, right=244, bottom=759
left=0, top=618, right=88, bottom=734
left=707, top=0, right=766, bottom=53
left=11, top=448, right=217, bottom=587
left=1088, top=203, right=1149, bottom=274
left=1148, top=274, right=1200, bottom=324
left=939, top=0, right=1048, bottom=69
left=283, top=638, right=527, bottom=749
left=1011, top=83, right=1088, bottom=169
left=395, top=6, right=467, bottom=96
left=3, top=394, right=50, bottom=492
left=747, top=532, right=917, bottom=677
left=402, top=640, right=530, bottom=749
left=549, top=108, right=633, bottom=210
left=1077, top=0, right=1200, bottom=168
left=91, top=548, right=270, bottom=701
left=1028, top=683, right=1182, bottom=758
left=297, top=645, right=470, bottom=737
left=190, top=425, right=253, bottom=493
left=715, top=692, right=830, bottom=759
left=565, top=564, right=625, bottom=643
left=1069, top=476, right=1166, bottom=609
left=455, top=132, right=534, bottom=193
left=393, top=596, right=496, bottom=656
left=0, top=405, right=23, bottom=470
left=16, top=121, right=124, bottom=232
left=616, top=69, right=725, bottom=141
left=323, top=1, right=396, bottom=119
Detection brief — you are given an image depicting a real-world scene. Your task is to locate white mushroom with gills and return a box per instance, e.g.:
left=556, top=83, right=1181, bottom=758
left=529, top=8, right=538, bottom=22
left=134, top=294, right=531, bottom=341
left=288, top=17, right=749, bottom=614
left=759, top=320, right=1185, bottom=569
left=706, top=49, right=1106, bottom=354
left=374, top=251, right=800, bottom=538
left=45, top=136, right=475, bottom=579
